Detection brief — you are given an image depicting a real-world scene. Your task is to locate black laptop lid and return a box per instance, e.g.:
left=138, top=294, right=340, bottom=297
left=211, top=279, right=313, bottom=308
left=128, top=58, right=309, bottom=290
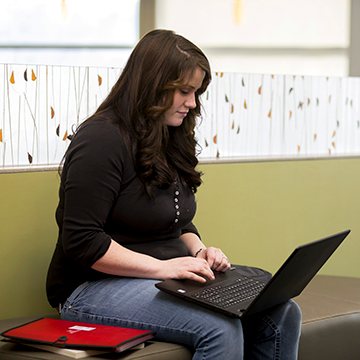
left=243, top=229, right=350, bottom=317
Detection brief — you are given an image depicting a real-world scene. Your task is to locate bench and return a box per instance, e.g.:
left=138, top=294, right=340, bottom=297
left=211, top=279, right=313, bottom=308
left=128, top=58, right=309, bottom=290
left=1, top=275, right=359, bottom=359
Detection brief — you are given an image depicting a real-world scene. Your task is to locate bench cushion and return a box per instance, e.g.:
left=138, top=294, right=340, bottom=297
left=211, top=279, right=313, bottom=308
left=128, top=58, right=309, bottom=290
left=297, top=275, right=360, bottom=360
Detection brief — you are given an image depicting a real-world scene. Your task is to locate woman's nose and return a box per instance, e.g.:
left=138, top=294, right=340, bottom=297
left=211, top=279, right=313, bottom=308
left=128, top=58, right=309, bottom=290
left=185, top=94, right=196, bottom=109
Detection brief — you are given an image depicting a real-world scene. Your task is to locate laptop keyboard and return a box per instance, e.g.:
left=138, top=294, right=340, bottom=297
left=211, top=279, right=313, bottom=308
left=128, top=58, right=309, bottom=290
left=190, top=277, right=266, bottom=309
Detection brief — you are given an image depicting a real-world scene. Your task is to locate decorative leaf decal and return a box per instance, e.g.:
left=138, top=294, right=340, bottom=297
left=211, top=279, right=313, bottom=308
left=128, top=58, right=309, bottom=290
left=24, top=69, right=28, bottom=81
left=225, top=94, right=229, bottom=103
left=297, top=145, right=300, bottom=152
left=258, top=86, right=262, bottom=94
left=51, top=107, right=55, bottom=119
left=56, top=124, right=60, bottom=137
left=307, top=98, right=310, bottom=105
left=268, top=109, right=272, bottom=118
left=61, top=0, right=67, bottom=21
left=289, top=111, right=292, bottom=119
left=234, top=0, right=242, bottom=24
left=205, top=139, right=208, bottom=147
left=10, top=71, right=15, bottom=84
left=332, top=131, right=336, bottom=137
left=27, top=152, right=33, bottom=164
left=0, top=129, right=2, bottom=142
left=63, top=130, right=68, bottom=141
left=31, top=69, right=37, bottom=81
left=314, top=134, right=317, bottom=141
left=98, top=75, right=102, bottom=86
left=244, top=100, right=247, bottom=109
left=231, top=121, right=235, bottom=130
left=289, top=88, right=293, bottom=94
left=216, top=149, right=220, bottom=158
left=332, top=142, right=335, bottom=148
left=231, top=104, right=234, bottom=113
left=242, top=78, right=245, bottom=86
left=213, top=135, right=217, bottom=144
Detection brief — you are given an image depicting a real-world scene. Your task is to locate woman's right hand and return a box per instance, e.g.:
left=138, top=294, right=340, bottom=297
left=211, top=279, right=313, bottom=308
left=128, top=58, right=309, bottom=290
left=92, top=240, right=214, bottom=283
left=159, top=256, right=215, bottom=283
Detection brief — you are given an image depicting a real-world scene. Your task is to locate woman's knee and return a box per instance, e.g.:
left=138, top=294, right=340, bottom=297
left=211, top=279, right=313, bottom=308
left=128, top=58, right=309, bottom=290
left=242, top=300, right=302, bottom=346
left=193, top=315, right=243, bottom=359
left=282, top=300, right=302, bottom=332
left=208, top=315, right=242, bottom=342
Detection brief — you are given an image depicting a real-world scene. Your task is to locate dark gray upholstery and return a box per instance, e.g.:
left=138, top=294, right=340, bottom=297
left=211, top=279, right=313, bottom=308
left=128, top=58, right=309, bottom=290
left=1, top=275, right=359, bottom=359
left=297, top=275, right=360, bottom=360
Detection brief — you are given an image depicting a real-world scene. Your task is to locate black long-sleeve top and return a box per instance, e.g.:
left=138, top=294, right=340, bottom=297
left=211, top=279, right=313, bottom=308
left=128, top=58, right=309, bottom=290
left=46, top=120, right=200, bottom=308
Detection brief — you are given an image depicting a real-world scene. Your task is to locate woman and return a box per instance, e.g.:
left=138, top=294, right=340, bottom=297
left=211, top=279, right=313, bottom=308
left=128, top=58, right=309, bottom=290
left=46, top=29, right=301, bottom=359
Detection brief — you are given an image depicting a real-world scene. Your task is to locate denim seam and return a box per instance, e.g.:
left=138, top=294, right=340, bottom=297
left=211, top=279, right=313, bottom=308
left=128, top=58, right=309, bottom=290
left=262, top=314, right=281, bottom=360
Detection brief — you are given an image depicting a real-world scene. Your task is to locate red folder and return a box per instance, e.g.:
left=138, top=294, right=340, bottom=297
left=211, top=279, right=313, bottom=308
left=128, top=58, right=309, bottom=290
left=1, top=318, right=156, bottom=352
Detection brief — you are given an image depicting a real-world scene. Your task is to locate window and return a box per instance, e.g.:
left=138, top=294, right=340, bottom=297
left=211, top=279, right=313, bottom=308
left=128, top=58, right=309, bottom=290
left=0, top=0, right=139, bottom=68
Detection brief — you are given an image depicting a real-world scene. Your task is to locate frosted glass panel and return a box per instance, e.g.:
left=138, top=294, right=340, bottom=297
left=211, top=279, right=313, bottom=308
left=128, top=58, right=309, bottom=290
left=199, top=72, right=360, bottom=160
left=0, top=64, right=121, bottom=168
left=1, top=64, right=360, bottom=170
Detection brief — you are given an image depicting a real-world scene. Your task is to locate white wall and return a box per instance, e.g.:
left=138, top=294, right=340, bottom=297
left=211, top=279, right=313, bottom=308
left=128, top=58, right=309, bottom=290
left=155, top=0, right=351, bottom=76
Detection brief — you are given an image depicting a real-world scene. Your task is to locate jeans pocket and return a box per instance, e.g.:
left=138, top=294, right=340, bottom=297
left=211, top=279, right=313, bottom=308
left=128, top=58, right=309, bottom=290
left=62, top=281, right=93, bottom=312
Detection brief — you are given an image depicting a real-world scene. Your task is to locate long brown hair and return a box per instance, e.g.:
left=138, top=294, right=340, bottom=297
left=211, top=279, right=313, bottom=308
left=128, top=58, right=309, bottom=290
left=87, top=29, right=211, bottom=195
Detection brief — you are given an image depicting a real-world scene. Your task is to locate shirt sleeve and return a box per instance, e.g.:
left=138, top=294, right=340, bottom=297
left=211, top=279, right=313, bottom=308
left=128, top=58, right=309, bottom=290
left=61, top=121, right=125, bottom=268
left=181, top=221, right=201, bottom=240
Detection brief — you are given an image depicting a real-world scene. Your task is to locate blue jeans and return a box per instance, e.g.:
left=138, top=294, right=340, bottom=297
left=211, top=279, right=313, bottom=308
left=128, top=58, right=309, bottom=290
left=61, top=277, right=302, bottom=360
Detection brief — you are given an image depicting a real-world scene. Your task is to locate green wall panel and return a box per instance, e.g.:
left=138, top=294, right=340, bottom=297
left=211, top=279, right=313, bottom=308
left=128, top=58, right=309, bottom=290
left=1, top=158, right=359, bottom=320
left=194, top=158, right=360, bottom=278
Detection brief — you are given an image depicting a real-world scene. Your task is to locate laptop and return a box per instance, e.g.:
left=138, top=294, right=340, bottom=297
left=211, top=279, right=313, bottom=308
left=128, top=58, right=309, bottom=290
left=155, top=230, right=350, bottom=318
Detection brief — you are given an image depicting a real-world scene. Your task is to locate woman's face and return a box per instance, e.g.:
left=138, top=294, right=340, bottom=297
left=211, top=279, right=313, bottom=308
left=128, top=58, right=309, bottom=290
left=163, top=67, right=205, bottom=127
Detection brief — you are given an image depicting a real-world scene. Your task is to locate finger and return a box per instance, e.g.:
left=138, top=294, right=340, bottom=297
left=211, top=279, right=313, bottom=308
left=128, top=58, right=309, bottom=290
left=193, top=258, right=215, bottom=281
left=185, top=271, right=210, bottom=283
left=194, top=248, right=228, bottom=274
left=217, top=258, right=231, bottom=272
left=206, top=248, right=225, bottom=270
left=175, top=257, right=214, bottom=282
left=213, top=254, right=231, bottom=272
left=201, top=247, right=217, bottom=268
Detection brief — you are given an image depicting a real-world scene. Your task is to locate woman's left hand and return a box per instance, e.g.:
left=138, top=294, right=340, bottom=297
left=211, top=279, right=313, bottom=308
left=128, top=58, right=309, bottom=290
left=195, top=247, right=231, bottom=273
